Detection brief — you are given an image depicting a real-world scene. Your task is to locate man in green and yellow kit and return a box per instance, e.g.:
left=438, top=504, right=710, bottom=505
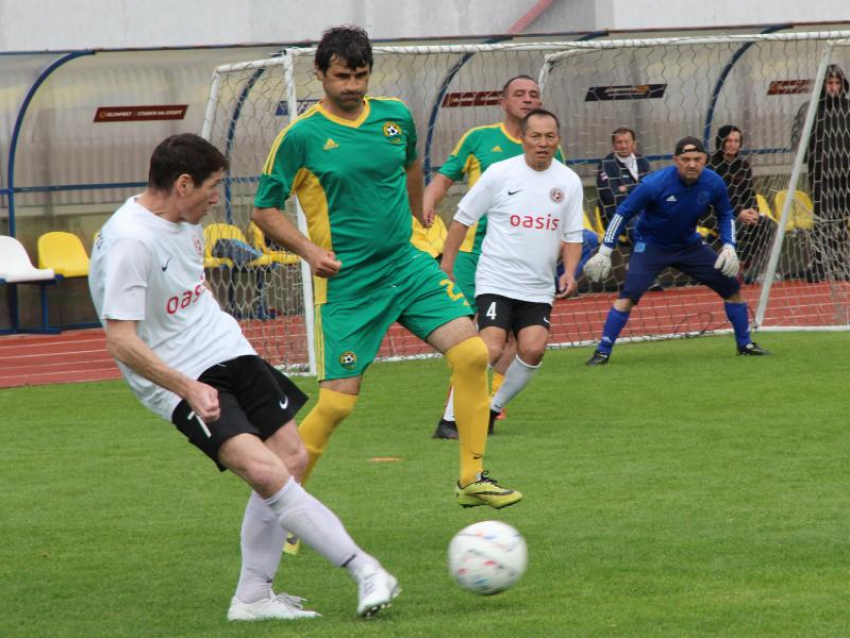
left=425, top=75, right=569, bottom=439
left=252, top=26, right=521, bottom=536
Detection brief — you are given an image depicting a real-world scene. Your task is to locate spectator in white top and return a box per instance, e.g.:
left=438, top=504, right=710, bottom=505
left=440, top=109, right=584, bottom=429
left=88, top=133, right=399, bottom=622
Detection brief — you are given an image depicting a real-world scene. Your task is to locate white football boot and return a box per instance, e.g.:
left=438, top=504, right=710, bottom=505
left=227, top=591, right=321, bottom=621
left=353, top=563, right=401, bottom=618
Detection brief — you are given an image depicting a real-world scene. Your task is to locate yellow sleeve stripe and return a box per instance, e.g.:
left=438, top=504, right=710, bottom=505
left=261, top=107, right=321, bottom=175
left=449, top=123, right=502, bottom=156
left=369, top=95, right=408, bottom=106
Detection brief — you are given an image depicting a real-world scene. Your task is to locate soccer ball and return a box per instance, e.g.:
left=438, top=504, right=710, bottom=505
left=447, top=520, right=527, bottom=595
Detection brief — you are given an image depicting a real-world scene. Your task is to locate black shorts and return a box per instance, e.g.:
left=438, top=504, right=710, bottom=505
left=171, top=355, right=308, bottom=472
left=476, top=294, right=552, bottom=336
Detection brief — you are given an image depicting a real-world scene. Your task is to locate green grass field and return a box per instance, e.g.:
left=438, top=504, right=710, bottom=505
left=1, top=333, right=848, bottom=637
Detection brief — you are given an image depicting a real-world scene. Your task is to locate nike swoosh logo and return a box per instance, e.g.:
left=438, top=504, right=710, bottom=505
left=161, top=257, right=172, bottom=271
left=279, top=396, right=289, bottom=410
left=507, top=189, right=522, bottom=196
left=543, top=317, right=551, bottom=324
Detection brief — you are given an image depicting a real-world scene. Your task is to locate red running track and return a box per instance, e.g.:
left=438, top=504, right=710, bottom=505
left=1, top=281, right=846, bottom=389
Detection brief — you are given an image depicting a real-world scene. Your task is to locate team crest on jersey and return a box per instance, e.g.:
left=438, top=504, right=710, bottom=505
left=339, top=350, right=357, bottom=370
left=697, top=190, right=711, bottom=205
left=193, top=237, right=203, bottom=256
left=550, top=188, right=564, bottom=203
left=383, top=121, right=404, bottom=144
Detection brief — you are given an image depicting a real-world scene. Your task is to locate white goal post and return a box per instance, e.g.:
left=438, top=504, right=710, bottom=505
left=201, top=32, right=850, bottom=373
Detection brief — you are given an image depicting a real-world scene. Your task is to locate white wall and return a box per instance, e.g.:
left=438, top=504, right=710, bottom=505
left=0, top=0, right=848, bottom=52
left=595, top=0, right=849, bottom=31
left=0, top=0, right=543, bottom=51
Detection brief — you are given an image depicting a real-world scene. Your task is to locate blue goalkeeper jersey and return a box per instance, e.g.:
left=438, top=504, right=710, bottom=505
left=603, top=165, right=735, bottom=252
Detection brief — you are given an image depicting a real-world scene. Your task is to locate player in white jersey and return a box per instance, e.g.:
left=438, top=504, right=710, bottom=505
left=440, top=110, right=584, bottom=425
left=88, top=134, right=399, bottom=621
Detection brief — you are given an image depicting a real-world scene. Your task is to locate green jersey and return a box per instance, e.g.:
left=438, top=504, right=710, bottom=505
left=439, top=122, right=564, bottom=253
left=255, top=97, right=418, bottom=303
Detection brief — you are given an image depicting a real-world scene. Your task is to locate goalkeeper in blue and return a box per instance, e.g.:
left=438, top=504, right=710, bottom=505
left=584, top=137, right=769, bottom=365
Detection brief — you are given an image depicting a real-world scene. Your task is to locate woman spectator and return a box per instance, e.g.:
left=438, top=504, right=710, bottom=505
left=708, top=124, right=774, bottom=281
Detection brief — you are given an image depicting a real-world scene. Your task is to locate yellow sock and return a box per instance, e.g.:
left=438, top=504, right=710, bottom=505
left=491, top=370, right=505, bottom=399
left=298, top=388, right=357, bottom=484
left=445, top=336, right=490, bottom=485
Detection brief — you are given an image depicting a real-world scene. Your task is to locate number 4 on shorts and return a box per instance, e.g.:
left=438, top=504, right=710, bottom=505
left=486, top=302, right=497, bottom=320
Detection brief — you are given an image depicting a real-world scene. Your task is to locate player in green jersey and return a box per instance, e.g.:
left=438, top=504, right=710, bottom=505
left=425, top=76, right=554, bottom=439
left=252, top=26, right=522, bottom=524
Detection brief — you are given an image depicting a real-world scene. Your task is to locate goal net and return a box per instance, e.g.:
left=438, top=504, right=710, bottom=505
left=202, top=33, right=850, bottom=373
left=540, top=32, right=850, bottom=341
left=200, top=43, right=578, bottom=372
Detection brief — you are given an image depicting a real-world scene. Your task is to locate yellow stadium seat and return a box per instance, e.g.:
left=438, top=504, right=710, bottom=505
left=248, top=222, right=300, bottom=265
left=774, top=190, right=814, bottom=231
left=582, top=206, right=606, bottom=238
left=203, top=223, right=274, bottom=268
left=696, top=225, right=718, bottom=240
left=583, top=208, right=601, bottom=239
left=37, top=231, right=89, bottom=278
left=755, top=193, right=777, bottom=223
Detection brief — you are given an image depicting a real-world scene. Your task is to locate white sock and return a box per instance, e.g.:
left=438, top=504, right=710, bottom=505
left=235, top=491, right=286, bottom=603
left=491, top=356, right=540, bottom=412
left=265, top=478, right=378, bottom=576
left=442, top=388, right=455, bottom=422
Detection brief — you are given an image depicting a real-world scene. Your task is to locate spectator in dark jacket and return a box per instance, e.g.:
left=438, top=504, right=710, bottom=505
left=708, top=124, right=775, bottom=280
left=794, top=64, right=850, bottom=281
left=596, top=127, right=652, bottom=229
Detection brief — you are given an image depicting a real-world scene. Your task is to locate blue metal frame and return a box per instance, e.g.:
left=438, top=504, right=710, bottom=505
left=221, top=50, right=285, bottom=223
left=0, top=279, right=59, bottom=335
left=6, top=51, right=94, bottom=238
left=701, top=24, right=792, bottom=148
left=421, top=37, right=510, bottom=184
left=422, top=31, right=608, bottom=183
left=2, top=51, right=94, bottom=334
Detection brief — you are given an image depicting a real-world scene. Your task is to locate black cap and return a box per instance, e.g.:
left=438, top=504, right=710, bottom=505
left=674, top=136, right=706, bottom=156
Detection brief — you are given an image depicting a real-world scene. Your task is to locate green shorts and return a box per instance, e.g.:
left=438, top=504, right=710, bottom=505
left=453, top=250, right=480, bottom=303
left=315, top=256, right=473, bottom=381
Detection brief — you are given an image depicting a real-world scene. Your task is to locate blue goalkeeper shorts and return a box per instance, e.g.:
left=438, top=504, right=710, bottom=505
left=620, top=241, right=741, bottom=303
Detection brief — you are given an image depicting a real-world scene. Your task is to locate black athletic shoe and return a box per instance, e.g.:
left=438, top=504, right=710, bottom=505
left=432, top=418, right=458, bottom=440
left=738, top=342, right=770, bottom=356
left=586, top=350, right=610, bottom=366
left=488, top=409, right=500, bottom=435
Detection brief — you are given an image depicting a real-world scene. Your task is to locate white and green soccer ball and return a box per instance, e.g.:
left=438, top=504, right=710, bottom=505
left=447, top=520, right=527, bottom=595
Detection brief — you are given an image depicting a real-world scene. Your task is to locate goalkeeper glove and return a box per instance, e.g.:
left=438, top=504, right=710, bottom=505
left=713, top=244, right=740, bottom=278
left=584, top=245, right=613, bottom=283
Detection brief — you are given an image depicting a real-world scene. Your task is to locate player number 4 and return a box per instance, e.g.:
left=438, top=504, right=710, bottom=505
left=486, top=302, right=497, bottom=320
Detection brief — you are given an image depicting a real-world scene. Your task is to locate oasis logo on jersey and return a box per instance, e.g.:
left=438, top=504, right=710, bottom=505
left=510, top=214, right=559, bottom=231
left=166, top=283, right=205, bottom=315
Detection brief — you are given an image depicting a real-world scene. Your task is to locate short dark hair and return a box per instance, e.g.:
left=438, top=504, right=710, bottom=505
left=315, top=25, right=373, bottom=73
left=520, top=108, right=560, bottom=134
left=147, top=134, right=229, bottom=192
left=501, top=74, right=538, bottom=96
left=611, top=127, right=636, bottom=143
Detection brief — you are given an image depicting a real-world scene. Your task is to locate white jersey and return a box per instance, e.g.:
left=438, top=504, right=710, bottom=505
left=455, top=154, right=584, bottom=303
left=89, top=196, right=254, bottom=420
